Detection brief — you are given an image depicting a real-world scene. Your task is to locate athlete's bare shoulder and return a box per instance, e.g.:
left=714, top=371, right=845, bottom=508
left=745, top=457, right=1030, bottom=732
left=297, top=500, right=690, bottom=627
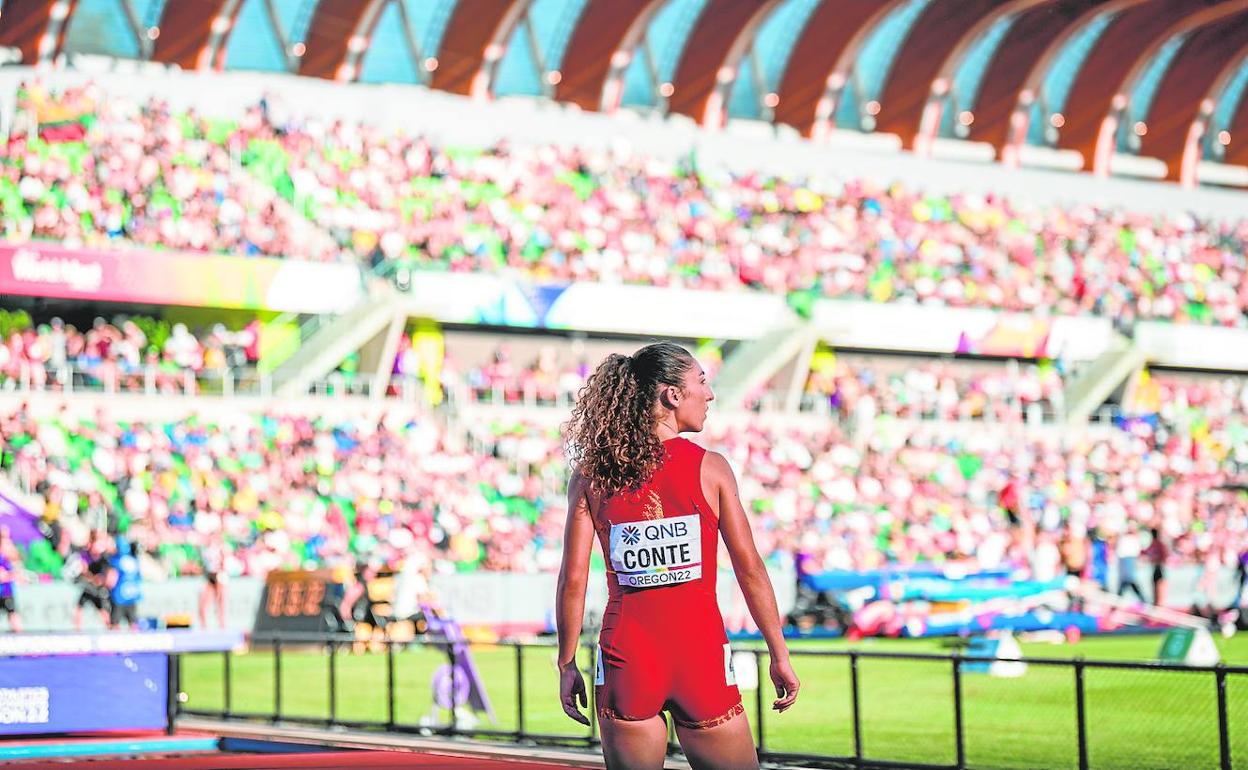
left=566, top=467, right=596, bottom=516
left=698, top=450, right=735, bottom=518
left=701, top=450, right=734, bottom=481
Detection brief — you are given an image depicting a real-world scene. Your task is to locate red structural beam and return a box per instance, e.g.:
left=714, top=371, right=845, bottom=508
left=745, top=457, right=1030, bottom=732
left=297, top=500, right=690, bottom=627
left=702, top=0, right=783, bottom=128
left=873, top=0, right=1005, bottom=146
left=967, top=0, right=1100, bottom=151
left=666, top=0, right=765, bottom=122
left=998, top=0, right=1144, bottom=167
left=297, top=0, right=373, bottom=79
left=556, top=0, right=651, bottom=111
left=1140, top=8, right=1248, bottom=180
left=430, top=0, right=519, bottom=95
left=773, top=0, right=887, bottom=135
left=1055, top=0, right=1205, bottom=165
left=152, top=0, right=230, bottom=69
left=1226, top=88, right=1248, bottom=167
left=1179, top=39, right=1248, bottom=185
left=0, top=0, right=59, bottom=64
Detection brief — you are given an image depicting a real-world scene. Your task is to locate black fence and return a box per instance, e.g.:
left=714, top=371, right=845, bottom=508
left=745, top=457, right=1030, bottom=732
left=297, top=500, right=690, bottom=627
left=173, top=632, right=1248, bottom=769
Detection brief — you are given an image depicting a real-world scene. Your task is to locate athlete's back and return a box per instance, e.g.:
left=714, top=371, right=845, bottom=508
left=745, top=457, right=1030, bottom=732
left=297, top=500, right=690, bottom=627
left=591, top=437, right=743, bottom=728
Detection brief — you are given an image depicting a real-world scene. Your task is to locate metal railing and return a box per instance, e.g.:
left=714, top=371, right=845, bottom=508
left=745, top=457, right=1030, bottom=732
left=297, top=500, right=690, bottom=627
left=1, top=362, right=1123, bottom=426
left=174, top=632, right=1248, bottom=769
left=0, top=361, right=274, bottom=398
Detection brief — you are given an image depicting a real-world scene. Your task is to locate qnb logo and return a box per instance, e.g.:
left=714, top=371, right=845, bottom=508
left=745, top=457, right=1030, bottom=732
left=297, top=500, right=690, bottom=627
left=621, top=526, right=641, bottom=546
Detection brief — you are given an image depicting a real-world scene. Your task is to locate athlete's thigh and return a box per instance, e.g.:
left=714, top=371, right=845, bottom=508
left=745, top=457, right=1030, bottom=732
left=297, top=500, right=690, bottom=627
left=676, top=708, right=759, bottom=770
left=599, top=714, right=668, bottom=770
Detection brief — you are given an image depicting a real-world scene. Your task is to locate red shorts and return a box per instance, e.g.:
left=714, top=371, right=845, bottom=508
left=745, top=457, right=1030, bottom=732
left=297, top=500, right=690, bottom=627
left=594, top=592, right=743, bottom=729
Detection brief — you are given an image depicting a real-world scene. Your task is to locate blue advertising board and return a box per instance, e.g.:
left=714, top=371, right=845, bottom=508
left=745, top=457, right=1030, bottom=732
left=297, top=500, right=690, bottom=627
left=0, top=653, right=168, bottom=734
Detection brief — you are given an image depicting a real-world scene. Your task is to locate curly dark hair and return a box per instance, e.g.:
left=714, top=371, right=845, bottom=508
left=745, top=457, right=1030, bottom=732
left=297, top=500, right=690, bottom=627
left=565, top=342, right=696, bottom=497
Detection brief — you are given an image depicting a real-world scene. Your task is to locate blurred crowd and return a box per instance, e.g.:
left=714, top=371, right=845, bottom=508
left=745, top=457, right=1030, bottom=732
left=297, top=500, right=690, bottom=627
left=1, top=309, right=1071, bottom=427
left=1, top=408, right=567, bottom=585
left=1, top=81, right=1246, bottom=617
left=4, top=83, right=1247, bottom=327
left=393, top=340, right=1064, bottom=422
left=3, top=83, right=336, bottom=260
left=0, top=310, right=259, bottom=393
left=1, top=371, right=1244, bottom=604
left=798, top=354, right=1065, bottom=421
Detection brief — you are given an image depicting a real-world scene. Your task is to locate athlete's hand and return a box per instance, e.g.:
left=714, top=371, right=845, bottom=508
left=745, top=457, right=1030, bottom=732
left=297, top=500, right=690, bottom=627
left=770, top=657, right=800, bottom=713
left=559, top=662, right=591, bottom=726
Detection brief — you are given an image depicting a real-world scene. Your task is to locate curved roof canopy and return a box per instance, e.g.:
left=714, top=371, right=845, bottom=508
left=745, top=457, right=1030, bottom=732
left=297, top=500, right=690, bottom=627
left=4, top=0, right=1248, bottom=184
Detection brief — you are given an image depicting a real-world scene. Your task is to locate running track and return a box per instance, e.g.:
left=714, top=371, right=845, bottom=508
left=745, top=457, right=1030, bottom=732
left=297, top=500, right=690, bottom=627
left=5, top=751, right=591, bottom=770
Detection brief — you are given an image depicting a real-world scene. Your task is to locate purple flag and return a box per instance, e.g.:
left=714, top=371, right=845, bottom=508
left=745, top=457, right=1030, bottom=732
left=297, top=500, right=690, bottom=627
left=0, top=491, right=43, bottom=546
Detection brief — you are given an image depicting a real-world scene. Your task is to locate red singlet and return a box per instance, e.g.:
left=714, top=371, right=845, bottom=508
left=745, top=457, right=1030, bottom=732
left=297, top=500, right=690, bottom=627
left=591, top=437, right=743, bottom=729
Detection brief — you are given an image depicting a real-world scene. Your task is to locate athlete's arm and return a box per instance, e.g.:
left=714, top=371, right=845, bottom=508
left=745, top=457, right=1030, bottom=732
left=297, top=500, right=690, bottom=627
left=555, top=469, right=594, bottom=725
left=707, top=451, right=801, bottom=712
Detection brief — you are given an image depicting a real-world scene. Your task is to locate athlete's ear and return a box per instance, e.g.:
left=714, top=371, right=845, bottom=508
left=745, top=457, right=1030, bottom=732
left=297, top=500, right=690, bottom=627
left=659, top=384, right=681, bottom=410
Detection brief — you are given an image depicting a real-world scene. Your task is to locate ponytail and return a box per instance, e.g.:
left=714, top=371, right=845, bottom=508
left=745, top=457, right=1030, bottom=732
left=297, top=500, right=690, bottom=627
left=565, top=342, right=694, bottom=497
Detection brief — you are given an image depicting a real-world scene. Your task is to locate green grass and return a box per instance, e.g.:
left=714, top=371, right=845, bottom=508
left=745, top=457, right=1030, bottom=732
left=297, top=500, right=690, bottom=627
left=180, top=633, right=1248, bottom=769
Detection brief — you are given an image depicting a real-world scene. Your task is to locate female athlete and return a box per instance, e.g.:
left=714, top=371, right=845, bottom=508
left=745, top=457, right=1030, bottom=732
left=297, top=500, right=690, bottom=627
left=556, top=342, right=800, bottom=770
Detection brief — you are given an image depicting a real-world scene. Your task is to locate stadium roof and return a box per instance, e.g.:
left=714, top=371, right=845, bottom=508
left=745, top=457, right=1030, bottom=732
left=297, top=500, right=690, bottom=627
left=2, top=0, right=1247, bottom=184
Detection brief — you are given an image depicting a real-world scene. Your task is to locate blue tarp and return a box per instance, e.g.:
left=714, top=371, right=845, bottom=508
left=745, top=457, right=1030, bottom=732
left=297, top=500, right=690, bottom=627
left=801, top=566, right=1016, bottom=593
left=915, top=610, right=1099, bottom=637
left=890, top=578, right=1067, bottom=602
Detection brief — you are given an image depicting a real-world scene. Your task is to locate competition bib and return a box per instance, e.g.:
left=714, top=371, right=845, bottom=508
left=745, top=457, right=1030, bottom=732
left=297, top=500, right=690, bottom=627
left=608, top=513, right=701, bottom=588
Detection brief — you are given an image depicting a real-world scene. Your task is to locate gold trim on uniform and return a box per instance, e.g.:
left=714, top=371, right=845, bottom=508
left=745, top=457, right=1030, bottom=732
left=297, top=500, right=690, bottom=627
left=642, top=490, right=665, bottom=520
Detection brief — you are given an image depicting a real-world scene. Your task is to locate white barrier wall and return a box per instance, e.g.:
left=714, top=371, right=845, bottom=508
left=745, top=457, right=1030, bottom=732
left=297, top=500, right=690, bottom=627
left=5, top=577, right=264, bottom=633
left=2, top=568, right=796, bottom=635
left=3, top=564, right=1236, bottom=635
left=428, top=567, right=796, bottom=635
left=400, top=271, right=1120, bottom=360
left=1135, top=322, right=1248, bottom=371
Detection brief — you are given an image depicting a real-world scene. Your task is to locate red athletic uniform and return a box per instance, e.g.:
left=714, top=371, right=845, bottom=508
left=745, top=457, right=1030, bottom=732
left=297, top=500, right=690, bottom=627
left=592, top=437, right=743, bottom=729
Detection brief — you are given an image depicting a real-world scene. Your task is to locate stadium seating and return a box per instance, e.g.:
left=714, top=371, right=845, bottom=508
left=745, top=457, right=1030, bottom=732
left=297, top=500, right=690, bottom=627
left=4, top=83, right=337, bottom=261
left=0, top=310, right=258, bottom=394
left=5, top=82, right=1248, bottom=327
left=2, top=377, right=1244, bottom=584
left=1, top=81, right=1245, bottom=602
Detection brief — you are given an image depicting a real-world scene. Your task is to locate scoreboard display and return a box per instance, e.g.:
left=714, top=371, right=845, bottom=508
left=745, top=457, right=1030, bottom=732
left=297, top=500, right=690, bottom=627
left=253, top=570, right=344, bottom=635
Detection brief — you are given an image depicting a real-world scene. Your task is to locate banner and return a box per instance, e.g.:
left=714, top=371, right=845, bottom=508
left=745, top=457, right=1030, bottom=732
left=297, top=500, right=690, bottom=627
left=0, top=653, right=167, bottom=735
left=811, top=299, right=1112, bottom=360
left=0, top=242, right=362, bottom=313
left=399, top=271, right=1116, bottom=357
left=0, top=630, right=243, bottom=657
left=401, top=272, right=793, bottom=339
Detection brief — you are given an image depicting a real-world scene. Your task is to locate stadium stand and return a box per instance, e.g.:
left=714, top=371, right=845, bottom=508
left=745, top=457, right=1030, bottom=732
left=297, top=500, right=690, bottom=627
left=4, top=83, right=1248, bottom=327
left=2, top=372, right=1244, bottom=587
left=0, top=310, right=259, bottom=394
left=0, top=4, right=1245, bottom=632
left=4, top=83, right=338, bottom=260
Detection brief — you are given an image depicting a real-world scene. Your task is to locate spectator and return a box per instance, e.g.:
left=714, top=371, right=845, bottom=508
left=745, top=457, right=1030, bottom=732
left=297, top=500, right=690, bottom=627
left=73, top=532, right=112, bottom=631
left=1144, top=528, right=1170, bottom=608
left=198, top=533, right=228, bottom=630
left=106, top=540, right=143, bottom=630
left=0, top=527, right=23, bottom=632
left=1116, top=524, right=1145, bottom=601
